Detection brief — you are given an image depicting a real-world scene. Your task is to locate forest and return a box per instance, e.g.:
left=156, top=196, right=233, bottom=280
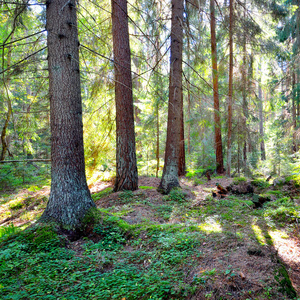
left=0, top=0, right=300, bottom=298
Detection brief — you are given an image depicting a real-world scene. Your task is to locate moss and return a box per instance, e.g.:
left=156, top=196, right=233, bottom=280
left=274, top=263, right=297, bottom=298
left=233, top=177, right=247, bottom=185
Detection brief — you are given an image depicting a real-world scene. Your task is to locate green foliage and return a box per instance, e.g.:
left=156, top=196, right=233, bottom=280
left=0, top=224, right=20, bottom=241
left=264, top=198, right=299, bottom=225
left=186, top=169, right=205, bottom=178
left=251, top=179, right=270, bottom=189
left=91, top=187, right=113, bottom=201
left=94, top=223, right=126, bottom=250
left=118, top=190, right=135, bottom=204
left=233, top=177, right=247, bottom=185
left=139, top=186, right=155, bottom=190
left=274, top=264, right=297, bottom=298
left=163, top=188, right=187, bottom=203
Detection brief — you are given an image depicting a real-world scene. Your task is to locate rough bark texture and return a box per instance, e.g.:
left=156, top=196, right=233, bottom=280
left=158, top=0, right=183, bottom=193
left=40, top=0, right=95, bottom=229
left=227, top=0, right=233, bottom=177
left=210, top=0, right=224, bottom=174
left=178, top=89, right=186, bottom=176
left=112, top=0, right=138, bottom=191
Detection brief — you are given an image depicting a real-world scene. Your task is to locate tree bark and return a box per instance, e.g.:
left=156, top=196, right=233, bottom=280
left=158, top=0, right=183, bottom=193
left=178, top=89, right=186, bottom=176
left=210, top=0, right=224, bottom=174
left=1, top=32, right=14, bottom=161
left=112, top=0, right=138, bottom=191
left=227, top=0, right=233, bottom=177
left=292, top=72, right=297, bottom=152
left=40, top=0, right=95, bottom=229
left=258, top=63, right=266, bottom=160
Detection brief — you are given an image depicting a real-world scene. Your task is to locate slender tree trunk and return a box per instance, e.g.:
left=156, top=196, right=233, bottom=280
left=112, top=0, right=138, bottom=191
left=242, top=4, right=248, bottom=169
left=210, top=0, right=224, bottom=174
left=41, top=0, right=95, bottom=229
left=258, top=63, right=266, bottom=160
left=158, top=0, right=183, bottom=193
left=155, top=33, right=160, bottom=178
left=156, top=101, right=160, bottom=178
left=186, top=6, right=191, bottom=155
left=227, top=0, right=233, bottom=177
left=292, top=72, right=297, bottom=152
left=1, top=33, right=14, bottom=161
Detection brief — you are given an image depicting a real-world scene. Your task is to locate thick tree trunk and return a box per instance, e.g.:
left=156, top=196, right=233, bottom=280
left=112, top=0, right=138, bottom=191
left=158, top=0, right=183, bottom=193
left=40, top=0, right=95, bottom=229
left=227, top=0, right=233, bottom=177
left=210, top=0, right=224, bottom=174
left=178, top=89, right=186, bottom=176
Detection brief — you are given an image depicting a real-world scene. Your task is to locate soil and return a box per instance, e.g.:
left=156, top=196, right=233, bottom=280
left=1, top=175, right=300, bottom=298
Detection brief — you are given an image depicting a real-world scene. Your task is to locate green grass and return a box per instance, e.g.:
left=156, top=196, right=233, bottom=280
left=0, top=176, right=298, bottom=300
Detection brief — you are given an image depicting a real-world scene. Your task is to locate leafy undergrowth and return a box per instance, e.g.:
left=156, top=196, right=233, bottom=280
left=0, top=176, right=300, bottom=299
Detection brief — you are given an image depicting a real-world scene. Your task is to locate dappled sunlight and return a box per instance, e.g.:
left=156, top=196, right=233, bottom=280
left=251, top=224, right=267, bottom=245
left=197, top=217, right=223, bottom=233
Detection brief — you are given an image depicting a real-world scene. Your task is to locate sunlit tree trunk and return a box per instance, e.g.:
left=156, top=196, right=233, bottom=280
left=1, top=32, right=14, bottom=161
left=112, top=0, right=138, bottom=191
left=258, top=65, right=266, bottom=160
left=210, top=0, right=224, bottom=174
left=292, top=72, right=297, bottom=153
left=227, top=0, right=233, bottom=177
left=41, top=0, right=95, bottom=229
left=242, top=3, right=248, bottom=169
left=158, top=0, right=183, bottom=193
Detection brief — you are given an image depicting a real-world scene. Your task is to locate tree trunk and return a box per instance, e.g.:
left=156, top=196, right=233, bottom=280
left=186, top=6, right=191, bottom=155
left=258, top=63, right=266, bottom=160
left=112, top=0, right=138, bottom=191
left=178, top=89, right=186, bottom=176
left=242, top=5, right=248, bottom=169
left=210, top=0, right=224, bottom=174
left=40, top=0, right=95, bottom=229
left=227, top=0, right=233, bottom=177
left=292, top=72, right=297, bottom=153
left=158, top=0, right=183, bottom=193
left=1, top=32, right=14, bottom=161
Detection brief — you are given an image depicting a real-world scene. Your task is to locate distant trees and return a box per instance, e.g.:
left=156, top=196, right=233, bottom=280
left=40, top=0, right=95, bottom=228
left=111, top=0, right=138, bottom=191
left=158, top=0, right=184, bottom=193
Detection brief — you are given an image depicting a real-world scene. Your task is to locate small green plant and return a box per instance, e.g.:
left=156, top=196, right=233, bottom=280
left=0, top=223, right=20, bottom=241
left=9, top=200, right=24, bottom=210
left=186, top=169, right=205, bottom=178
left=163, top=188, right=187, bottom=202
left=274, top=264, right=297, bottom=298
left=119, top=190, right=134, bottom=203
left=233, top=177, right=246, bottom=185
left=139, top=186, right=155, bottom=190
left=92, top=187, right=113, bottom=201
left=251, top=179, right=270, bottom=189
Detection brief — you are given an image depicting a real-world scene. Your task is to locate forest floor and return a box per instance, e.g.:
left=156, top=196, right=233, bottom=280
left=0, top=175, right=300, bottom=299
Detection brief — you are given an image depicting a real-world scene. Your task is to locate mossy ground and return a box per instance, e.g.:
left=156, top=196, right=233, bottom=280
left=0, top=175, right=299, bottom=299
